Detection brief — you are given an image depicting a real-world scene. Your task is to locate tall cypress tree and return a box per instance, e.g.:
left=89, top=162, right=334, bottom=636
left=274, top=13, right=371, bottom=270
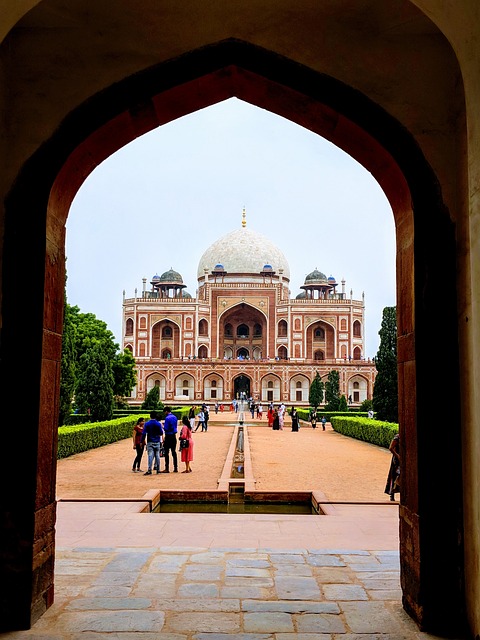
left=373, top=306, right=398, bottom=422
left=325, top=369, right=341, bottom=411
left=309, top=372, right=324, bottom=409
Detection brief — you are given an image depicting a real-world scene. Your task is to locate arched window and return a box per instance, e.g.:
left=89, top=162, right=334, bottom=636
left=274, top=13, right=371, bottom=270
left=278, top=346, right=288, bottom=359
left=198, top=345, right=208, bottom=358
left=139, top=343, right=146, bottom=357
left=268, top=381, right=273, bottom=389
left=294, top=344, right=300, bottom=358
left=185, top=317, right=192, bottom=330
left=162, top=325, right=172, bottom=338
left=125, top=318, right=133, bottom=335
left=340, top=318, right=348, bottom=331
left=162, top=348, right=171, bottom=359
left=353, top=381, right=359, bottom=389
left=278, top=320, right=288, bottom=337
left=314, top=327, right=325, bottom=339
left=296, top=381, right=302, bottom=388
left=353, top=320, right=362, bottom=337
left=139, top=316, right=147, bottom=329
left=183, top=379, right=189, bottom=387
left=199, top=319, right=208, bottom=336
left=314, top=350, right=324, bottom=360
left=353, top=346, right=362, bottom=360
left=224, top=323, right=233, bottom=336
left=211, top=380, right=217, bottom=387
left=237, top=324, right=249, bottom=338
left=253, top=323, right=262, bottom=336
left=294, top=318, right=301, bottom=331
left=125, top=344, right=133, bottom=353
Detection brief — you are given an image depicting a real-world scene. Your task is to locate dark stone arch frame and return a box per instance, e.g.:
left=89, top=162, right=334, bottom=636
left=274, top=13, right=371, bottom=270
left=0, top=39, right=464, bottom=634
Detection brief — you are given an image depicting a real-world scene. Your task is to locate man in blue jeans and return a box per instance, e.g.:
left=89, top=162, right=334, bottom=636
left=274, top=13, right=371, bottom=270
left=161, top=407, right=178, bottom=473
left=141, top=411, right=164, bottom=475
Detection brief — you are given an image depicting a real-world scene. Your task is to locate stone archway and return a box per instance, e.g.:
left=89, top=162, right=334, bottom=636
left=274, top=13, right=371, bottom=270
left=0, top=37, right=464, bottom=636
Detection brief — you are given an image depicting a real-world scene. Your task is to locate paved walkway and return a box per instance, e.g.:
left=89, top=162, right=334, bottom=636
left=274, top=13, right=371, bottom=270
left=0, top=412, right=447, bottom=639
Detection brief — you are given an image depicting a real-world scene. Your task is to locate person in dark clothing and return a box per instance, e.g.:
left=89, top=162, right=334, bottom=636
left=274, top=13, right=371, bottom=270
left=162, top=406, right=178, bottom=473
left=291, top=407, right=299, bottom=432
left=141, top=412, right=164, bottom=475
left=132, top=417, right=145, bottom=472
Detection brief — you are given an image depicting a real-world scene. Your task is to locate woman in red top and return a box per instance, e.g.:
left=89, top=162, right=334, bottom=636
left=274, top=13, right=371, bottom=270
left=132, top=417, right=145, bottom=472
left=267, top=406, right=275, bottom=428
left=179, top=415, right=194, bottom=473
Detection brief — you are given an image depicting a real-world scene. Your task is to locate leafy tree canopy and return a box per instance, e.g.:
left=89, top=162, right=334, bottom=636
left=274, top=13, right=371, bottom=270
left=309, top=372, right=324, bottom=408
left=325, top=369, right=341, bottom=411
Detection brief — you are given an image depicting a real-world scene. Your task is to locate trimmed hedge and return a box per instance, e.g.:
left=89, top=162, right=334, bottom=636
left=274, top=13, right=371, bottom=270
left=297, top=409, right=370, bottom=422
left=64, top=413, right=90, bottom=426
left=58, top=415, right=147, bottom=459
left=330, top=415, right=398, bottom=449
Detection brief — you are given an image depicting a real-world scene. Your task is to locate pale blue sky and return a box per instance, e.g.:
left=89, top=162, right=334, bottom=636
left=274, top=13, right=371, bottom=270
left=66, top=98, right=396, bottom=357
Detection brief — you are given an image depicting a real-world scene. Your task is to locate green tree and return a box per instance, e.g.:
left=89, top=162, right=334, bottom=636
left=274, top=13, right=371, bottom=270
left=309, top=372, right=324, bottom=409
left=373, top=306, right=398, bottom=422
left=75, top=339, right=114, bottom=421
left=338, top=394, right=349, bottom=411
left=59, top=300, right=77, bottom=425
left=113, top=348, right=137, bottom=398
left=141, top=385, right=164, bottom=412
left=360, top=398, right=374, bottom=412
left=325, top=369, right=341, bottom=411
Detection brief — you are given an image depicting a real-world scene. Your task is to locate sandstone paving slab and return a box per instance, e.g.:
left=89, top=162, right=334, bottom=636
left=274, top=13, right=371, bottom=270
left=91, top=571, right=138, bottom=587
left=242, top=600, right=340, bottom=614
left=224, top=576, right=274, bottom=588
left=273, top=564, right=313, bottom=576
left=276, top=634, right=331, bottom=640
left=367, top=589, right=403, bottom=600
left=340, top=601, right=413, bottom=634
left=225, top=566, right=270, bottom=578
left=168, top=612, right=240, bottom=633
left=268, top=553, right=307, bottom=564
left=103, top=551, right=151, bottom=571
left=244, top=612, right=294, bottom=633
left=322, top=584, right=369, bottom=601
left=220, top=586, right=273, bottom=599
left=161, top=598, right=240, bottom=612
left=274, top=576, right=322, bottom=600
left=184, top=564, right=223, bottom=580
left=190, top=551, right=227, bottom=563
left=83, top=585, right=133, bottom=597
left=312, top=567, right=354, bottom=583
left=360, top=579, right=401, bottom=590
left=226, top=558, right=270, bottom=568
left=195, top=635, right=273, bottom=640
left=294, top=612, right=347, bottom=633
left=65, top=597, right=151, bottom=610
left=133, top=577, right=177, bottom=598
left=306, top=555, right=346, bottom=567
left=35, top=610, right=165, bottom=633
left=177, top=583, right=220, bottom=598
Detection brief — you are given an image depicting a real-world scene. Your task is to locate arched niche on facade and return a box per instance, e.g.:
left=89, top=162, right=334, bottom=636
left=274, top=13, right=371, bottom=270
left=152, top=320, right=180, bottom=359
left=203, top=374, right=224, bottom=401
left=260, top=373, right=282, bottom=403
left=174, top=373, right=195, bottom=400
left=1, top=36, right=464, bottom=635
left=146, top=373, right=167, bottom=400
left=289, top=374, right=310, bottom=403
left=347, top=374, right=369, bottom=405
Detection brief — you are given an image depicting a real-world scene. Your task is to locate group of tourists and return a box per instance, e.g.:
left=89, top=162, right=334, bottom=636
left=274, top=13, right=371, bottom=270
left=132, top=408, right=194, bottom=475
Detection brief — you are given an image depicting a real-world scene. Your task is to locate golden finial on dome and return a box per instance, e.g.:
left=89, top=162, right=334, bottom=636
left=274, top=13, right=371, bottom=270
left=241, top=207, right=246, bottom=228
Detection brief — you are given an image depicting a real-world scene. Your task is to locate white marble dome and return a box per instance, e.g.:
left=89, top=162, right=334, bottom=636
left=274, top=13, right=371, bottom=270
left=197, top=226, right=290, bottom=280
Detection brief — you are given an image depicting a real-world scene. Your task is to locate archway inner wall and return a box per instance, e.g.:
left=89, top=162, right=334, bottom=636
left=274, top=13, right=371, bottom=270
left=0, top=9, right=467, bottom=634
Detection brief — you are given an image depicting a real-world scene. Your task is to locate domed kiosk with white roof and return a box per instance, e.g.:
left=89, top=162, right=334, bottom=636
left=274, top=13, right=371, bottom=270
left=123, top=210, right=375, bottom=405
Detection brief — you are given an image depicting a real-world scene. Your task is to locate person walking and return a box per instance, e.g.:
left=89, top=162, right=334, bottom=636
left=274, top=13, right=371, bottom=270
left=291, top=406, right=299, bottom=432
left=179, top=415, right=194, bottom=473
left=141, top=412, right=164, bottom=475
left=195, top=408, right=205, bottom=432
left=267, top=405, right=275, bottom=428
left=188, top=405, right=196, bottom=430
left=272, top=409, right=280, bottom=430
left=385, top=433, right=401, bottom=501
left=278, top=404, right=285, bottom=430
left=321, top=415, right=327, bottom=431
left=161, top=406, right=178, bottom=473
left=203, top=405, right=210, bottom=431
left=310, top=409, right=317, bottom=429
left=257, top=403, right=263, bottom=420
left=132, top=417, right=145, bottom=471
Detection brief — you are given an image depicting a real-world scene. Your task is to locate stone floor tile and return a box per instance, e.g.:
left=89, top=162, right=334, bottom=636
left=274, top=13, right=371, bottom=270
left=168, top=612, right=240, bottom=633
left=242, top=600, right=340, bottom=614
left=269, top=553, right=307, bottom=564
left=306, top=555, right=346, bottom=567
left=226, top=566, right=270, bottom=578
left=224, top=576, right=274, bottom=587
left=276, top=634, right=331, bottom=640
left=360, top=579, right=401, bottom=590
left=103, top=552, right=152, bottom=572
left=161, top=598, right=240, bottom=611
left=52, top=610, right=165, bottom=633
left=220, top=586, right=271, bottom=599
left=340, top=601, right=410, bottom=633
left=133, top=576, right=177, bottom=597
left=355, top=570, right=400, bottom=581
left=195, top=635, right=272, bottom=640
left=274, top=564, right=313, bottom=576
left=275, top=576, right=322, bottom=600
left=244, top=612, right=294, bottom=633
left=65, top=596, right=151, bottom=610
left=322, top=584, right=369, bottom=601
left=294, top=612, right=346, bottom=633
left=177, top=583, right=220, bottom=598
left=367, top=589, right=403, bottom=600
left=189, top=551, right=226, bottom=563
left=313, top=567, right=353, bottom=583
left=91, top=571, right=138, bottom=587
left=83, top=585, right=133, bottom=597
left=226, top=558, right=270, bottom=568
left=184, top=564, right=223, bottom=580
